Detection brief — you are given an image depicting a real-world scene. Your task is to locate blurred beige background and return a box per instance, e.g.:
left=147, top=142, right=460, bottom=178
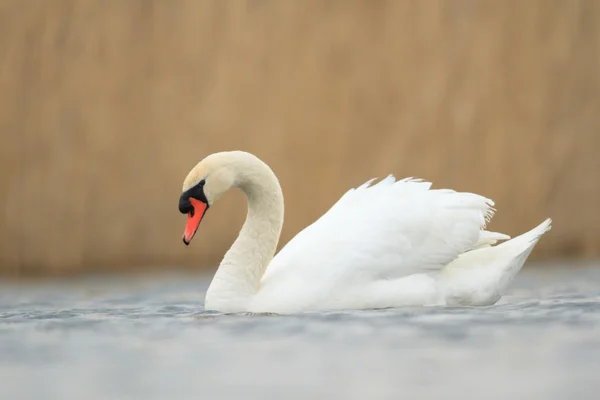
left=0, top=0, right=598, bottom=277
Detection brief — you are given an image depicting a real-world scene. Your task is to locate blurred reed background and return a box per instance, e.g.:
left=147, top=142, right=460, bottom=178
left=0, top=0, right=598, bottom=277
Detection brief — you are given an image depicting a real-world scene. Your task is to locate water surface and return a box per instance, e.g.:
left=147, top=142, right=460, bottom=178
left=1, top=262, right=600, bottom=399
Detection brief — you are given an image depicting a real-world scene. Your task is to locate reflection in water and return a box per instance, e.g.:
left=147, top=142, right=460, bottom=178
left=1, top=263, right=600, bottom=399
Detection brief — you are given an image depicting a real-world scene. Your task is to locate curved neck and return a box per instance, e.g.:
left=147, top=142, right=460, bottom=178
left=205, top=154, right=284, bottom=312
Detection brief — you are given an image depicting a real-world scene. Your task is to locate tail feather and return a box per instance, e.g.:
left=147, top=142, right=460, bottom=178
left=472, top=230, right=511, bottom=250
left=439, top=218, right=552, bottom=306
left=498, top=218, right=552, bottom=249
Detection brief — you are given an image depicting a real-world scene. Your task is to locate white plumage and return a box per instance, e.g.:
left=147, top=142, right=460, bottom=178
left=180, top=151, right=551, bottom=314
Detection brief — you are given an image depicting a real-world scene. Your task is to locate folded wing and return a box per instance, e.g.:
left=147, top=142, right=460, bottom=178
left=263, top=176, right=500, bottom=285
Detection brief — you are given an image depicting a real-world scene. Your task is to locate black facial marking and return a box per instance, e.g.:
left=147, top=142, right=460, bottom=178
left=178, top=179, right=209, bottom=214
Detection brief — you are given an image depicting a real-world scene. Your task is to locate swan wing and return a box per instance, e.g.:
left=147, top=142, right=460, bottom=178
left=264, top=176, right=497, bottom=284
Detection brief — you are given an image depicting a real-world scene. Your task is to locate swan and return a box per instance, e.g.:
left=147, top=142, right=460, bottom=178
left=178, top=151, right=551, bottom=314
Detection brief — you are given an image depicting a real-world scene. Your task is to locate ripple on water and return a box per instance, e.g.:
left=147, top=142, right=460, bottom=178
left=0, top=266, right=600, bottom=399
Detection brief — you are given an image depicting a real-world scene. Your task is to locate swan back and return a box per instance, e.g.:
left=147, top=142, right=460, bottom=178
left=261, top=177, right=496, bottom=294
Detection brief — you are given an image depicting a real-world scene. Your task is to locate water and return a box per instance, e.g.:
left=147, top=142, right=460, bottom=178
left=1, top=262, right=600, bottom=400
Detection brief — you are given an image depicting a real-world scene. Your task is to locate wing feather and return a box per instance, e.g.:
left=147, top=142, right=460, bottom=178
left=263, top=177, right=496, bottom=285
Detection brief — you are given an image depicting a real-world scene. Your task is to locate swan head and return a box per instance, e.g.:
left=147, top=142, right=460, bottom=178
left=178, top=152, right=238, bottom=245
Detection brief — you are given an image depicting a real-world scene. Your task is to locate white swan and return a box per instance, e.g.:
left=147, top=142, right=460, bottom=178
left=178, top=151, right=551, bottom=314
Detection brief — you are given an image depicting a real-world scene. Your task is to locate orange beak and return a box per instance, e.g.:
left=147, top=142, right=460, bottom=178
left=183, top=198, right=208, bottom=245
